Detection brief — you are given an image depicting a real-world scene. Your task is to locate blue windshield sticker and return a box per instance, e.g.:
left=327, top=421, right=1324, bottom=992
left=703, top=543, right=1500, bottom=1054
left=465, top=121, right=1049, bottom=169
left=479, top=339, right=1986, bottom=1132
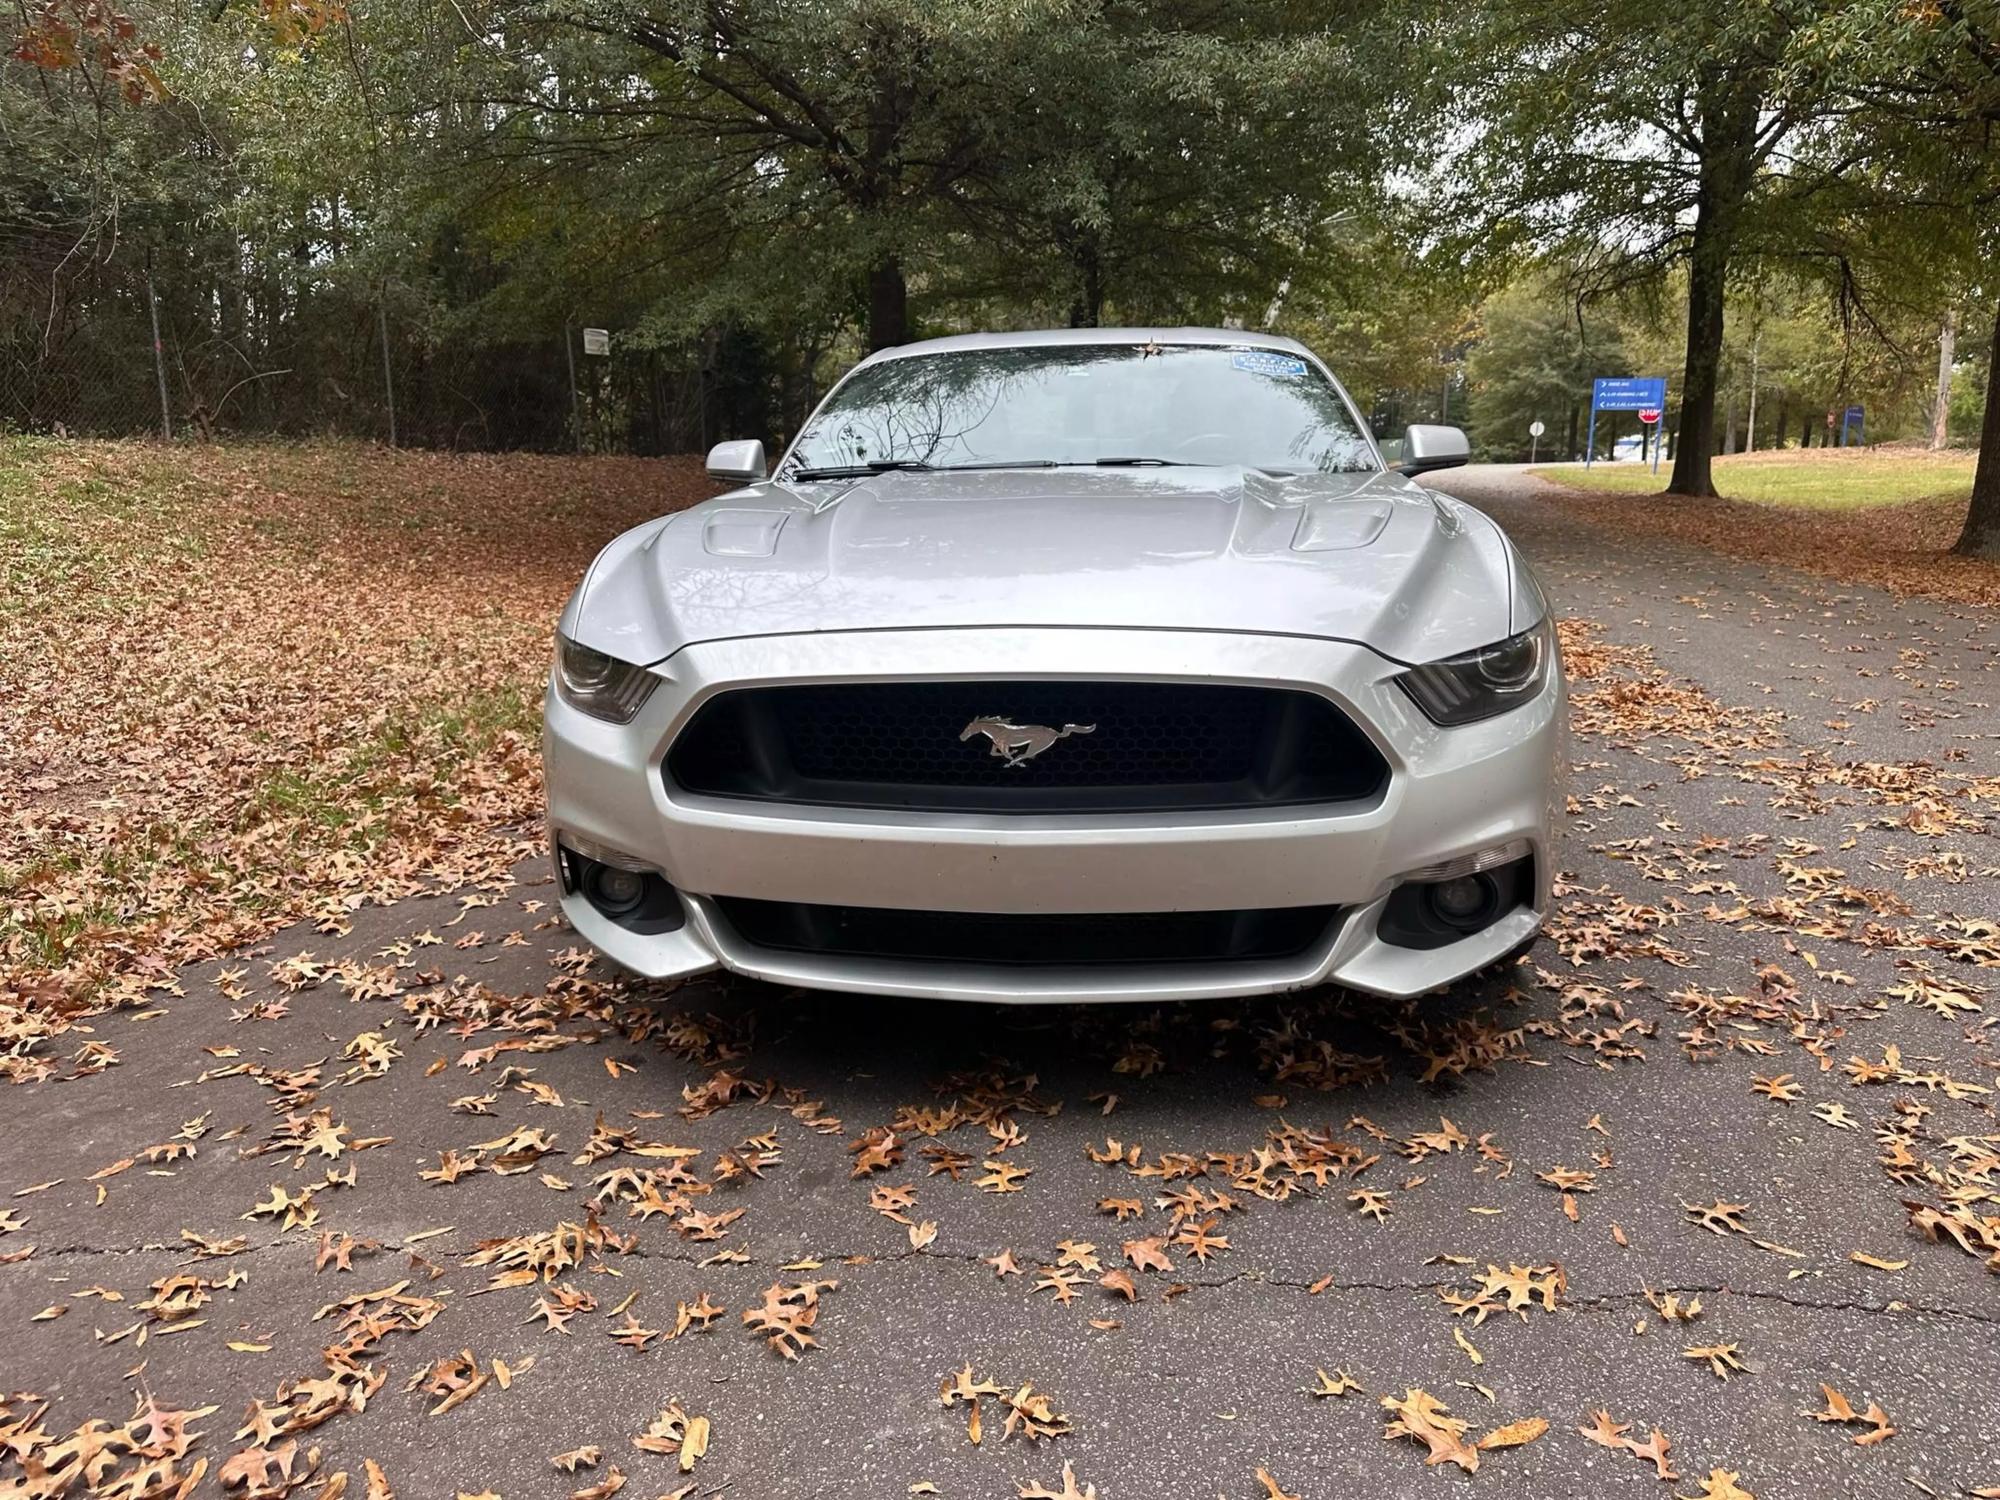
left=1232, top=350, right=1308, bottom=378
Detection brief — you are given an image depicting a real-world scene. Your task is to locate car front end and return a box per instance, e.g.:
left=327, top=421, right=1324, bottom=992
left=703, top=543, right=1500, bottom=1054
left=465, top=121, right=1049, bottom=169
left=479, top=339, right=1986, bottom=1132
left=543, top=329, right=1566, bottom=1004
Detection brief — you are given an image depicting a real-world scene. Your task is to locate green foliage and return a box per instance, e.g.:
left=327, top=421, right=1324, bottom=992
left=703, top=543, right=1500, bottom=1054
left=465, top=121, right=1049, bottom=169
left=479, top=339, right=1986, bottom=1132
left=1463, top=273, right=1630, bottom=459
left=1280, top=220, right=1481, bottom=428
left=1, top=0, right=1994, bottom=470
left=449, top=0, right=1403, bottom=346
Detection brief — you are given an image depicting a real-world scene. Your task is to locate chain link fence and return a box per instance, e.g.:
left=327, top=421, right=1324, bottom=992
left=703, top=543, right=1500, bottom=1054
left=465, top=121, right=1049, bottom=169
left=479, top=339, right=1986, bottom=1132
left=0, top=222, right=737, bottom=454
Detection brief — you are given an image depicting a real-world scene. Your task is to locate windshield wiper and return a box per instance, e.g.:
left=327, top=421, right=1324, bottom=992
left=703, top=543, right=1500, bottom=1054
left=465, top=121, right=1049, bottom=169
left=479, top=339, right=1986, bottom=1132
left=1093, top=456, right=1196, bottom=467
left=787, top=459, right=937, bottom=481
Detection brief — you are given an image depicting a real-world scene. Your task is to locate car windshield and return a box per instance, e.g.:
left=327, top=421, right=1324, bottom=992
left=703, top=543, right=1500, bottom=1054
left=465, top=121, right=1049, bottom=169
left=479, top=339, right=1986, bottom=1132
left=781, top=343, right=1378, bottom=478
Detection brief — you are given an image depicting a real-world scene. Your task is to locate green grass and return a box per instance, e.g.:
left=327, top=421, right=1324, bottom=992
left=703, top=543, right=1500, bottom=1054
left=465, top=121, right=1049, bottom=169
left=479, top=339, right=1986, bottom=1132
left=0, top=681, right=541, bottom=975
left=245, top=682, right=538, bottom=834
left=0, top=436, right=202, bottom=614
left=1529, top=448, right=1977, bottom=510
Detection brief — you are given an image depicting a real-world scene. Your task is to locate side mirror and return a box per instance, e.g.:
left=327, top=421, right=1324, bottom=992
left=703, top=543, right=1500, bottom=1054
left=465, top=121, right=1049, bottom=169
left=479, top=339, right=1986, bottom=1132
left=705, top=439, right=767, bottom=484
left=1393, top=424, right=1470, bottom=477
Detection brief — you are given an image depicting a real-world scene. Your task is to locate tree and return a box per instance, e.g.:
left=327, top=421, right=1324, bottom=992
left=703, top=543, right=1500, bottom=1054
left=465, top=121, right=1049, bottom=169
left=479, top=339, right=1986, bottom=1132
left=1804, top=0, right=2000, bottom=556
left=942, top=10, right=1394, bottom=330
left=1442, top=0, right=1870, bottom=497
left=1278, top=222, right=1480, bottom=434
left=475, top=1, right=1398, bottom=350
left=1464, top=271, right=1630, bottom=460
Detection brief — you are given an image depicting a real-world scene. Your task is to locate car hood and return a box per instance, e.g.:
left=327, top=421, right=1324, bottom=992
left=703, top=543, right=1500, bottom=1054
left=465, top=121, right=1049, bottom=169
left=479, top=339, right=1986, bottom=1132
left=564, top=467, right=1534, bottom=668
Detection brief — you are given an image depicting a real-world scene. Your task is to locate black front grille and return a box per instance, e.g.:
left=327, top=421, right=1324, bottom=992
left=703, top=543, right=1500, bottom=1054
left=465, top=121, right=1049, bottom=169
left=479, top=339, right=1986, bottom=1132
left=666, top=680, right=1387, bottom=812
left=712, top=898, right=1343, bottom=967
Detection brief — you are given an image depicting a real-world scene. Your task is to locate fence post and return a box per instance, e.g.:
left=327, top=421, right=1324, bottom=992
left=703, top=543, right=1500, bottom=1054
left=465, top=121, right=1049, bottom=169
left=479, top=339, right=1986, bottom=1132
left=144, top=248, right=172, bottom=442
left=378, top=298, right=398, bottom=446
left=564, top=320, right=582, bottom=453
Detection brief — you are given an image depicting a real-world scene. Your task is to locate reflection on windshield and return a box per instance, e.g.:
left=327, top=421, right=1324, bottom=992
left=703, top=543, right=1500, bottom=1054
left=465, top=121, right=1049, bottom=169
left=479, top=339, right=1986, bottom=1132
left=782, top=345, right=1377, bottom=478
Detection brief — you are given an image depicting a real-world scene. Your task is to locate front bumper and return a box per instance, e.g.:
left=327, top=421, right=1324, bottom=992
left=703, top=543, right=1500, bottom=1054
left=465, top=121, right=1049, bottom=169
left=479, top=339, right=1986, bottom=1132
left=544, top=627, right=1566, bottom=1003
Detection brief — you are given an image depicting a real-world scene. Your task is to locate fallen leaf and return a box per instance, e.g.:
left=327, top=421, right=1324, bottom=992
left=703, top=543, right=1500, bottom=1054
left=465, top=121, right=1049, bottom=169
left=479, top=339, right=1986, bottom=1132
left=1477, top=1416, right=1549, bottom=1451
left=1381, top=1387, right=1479, bottom=1473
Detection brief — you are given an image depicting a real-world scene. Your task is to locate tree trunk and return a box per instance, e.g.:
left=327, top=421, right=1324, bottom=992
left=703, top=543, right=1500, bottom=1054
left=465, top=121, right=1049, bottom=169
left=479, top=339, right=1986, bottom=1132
left=1667, top=96, right=1757, bottom=499
left=1068, top=238, right=1104, bottom=328
left=1933, top=310, right=1957, bottom=450
left=867, top=259, right=908, bottom=351
left=1951, top=299, right=2000, bottom=559
left=1669, top=213, right=1730, bottom=495
left=1565, top=403, right=1578, bottom=461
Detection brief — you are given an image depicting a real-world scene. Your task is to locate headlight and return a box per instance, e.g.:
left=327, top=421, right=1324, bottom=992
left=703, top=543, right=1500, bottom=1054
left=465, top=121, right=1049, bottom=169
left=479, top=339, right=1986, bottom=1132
left=1396, top=620, right=1553, bottom=725
left=554, top=632, right=658, bottom=723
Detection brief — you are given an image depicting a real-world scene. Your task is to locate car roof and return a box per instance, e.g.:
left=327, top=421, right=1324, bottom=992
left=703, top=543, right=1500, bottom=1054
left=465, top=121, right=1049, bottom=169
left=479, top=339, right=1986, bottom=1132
left=860, top=327, right=1316, bottom=366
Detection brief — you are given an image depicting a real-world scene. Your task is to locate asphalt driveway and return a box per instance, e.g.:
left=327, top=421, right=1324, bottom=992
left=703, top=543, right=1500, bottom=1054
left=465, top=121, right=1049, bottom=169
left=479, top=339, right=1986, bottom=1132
left=3, top=465, right=1996, bottom=1500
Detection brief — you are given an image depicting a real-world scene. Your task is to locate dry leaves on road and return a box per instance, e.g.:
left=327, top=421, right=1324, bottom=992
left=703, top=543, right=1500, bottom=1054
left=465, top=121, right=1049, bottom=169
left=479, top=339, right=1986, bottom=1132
left=5, top=442, right=1996, bottom=1499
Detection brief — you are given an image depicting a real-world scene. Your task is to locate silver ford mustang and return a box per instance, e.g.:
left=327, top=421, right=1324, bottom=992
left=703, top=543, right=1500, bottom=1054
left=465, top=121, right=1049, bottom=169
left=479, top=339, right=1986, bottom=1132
left=543, top=328, right=1565, bottom=1003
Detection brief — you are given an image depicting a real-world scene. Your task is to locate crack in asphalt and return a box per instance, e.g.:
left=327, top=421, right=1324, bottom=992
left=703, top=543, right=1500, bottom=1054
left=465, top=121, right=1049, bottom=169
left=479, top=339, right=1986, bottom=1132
left=13, top=1234, right=1997, bottom=1329
left=1195, top=1270, right=2000, bottom=1329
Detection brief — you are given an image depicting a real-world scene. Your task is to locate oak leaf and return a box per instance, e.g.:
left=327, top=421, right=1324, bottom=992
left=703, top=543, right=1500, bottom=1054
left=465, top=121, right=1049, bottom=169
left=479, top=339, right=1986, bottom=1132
left=1381, top=1387, right=1479, bottom=1473
left=1305, top=1368, right=1361, bottom=1398
left=976, top=1159, right=1030, bottom=1194
left=632, top=1404, right=709, bottom=1471
left=1579, top=1408, right=1680, bottom=1479
left=1018, top=1462, right=1096, bottom=1500
left=1683, top=1342, right=1749, bottom=1380
left=742, top=1279, right=836, bottom=1360
left=1679, top=1471, right=1756, bottom=1499
left=1684, top=1199, right=1749, bottom=1236
left=1034, top=1267, right=1084, bottom=1305
left=1806, top=1385, right=1894, bottom=1445
left=999, top=1382, right=1071, bottom=1442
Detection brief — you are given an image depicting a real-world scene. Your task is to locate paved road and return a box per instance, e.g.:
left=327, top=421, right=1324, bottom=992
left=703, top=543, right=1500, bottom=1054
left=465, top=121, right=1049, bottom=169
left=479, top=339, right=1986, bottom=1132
left=4, top=465, right=1997, bottom=1500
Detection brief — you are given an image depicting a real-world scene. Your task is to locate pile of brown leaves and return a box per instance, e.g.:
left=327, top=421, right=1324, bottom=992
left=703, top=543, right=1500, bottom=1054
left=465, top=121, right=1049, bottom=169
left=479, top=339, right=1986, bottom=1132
left=1, top=438, right=709, bottom=1075
left=1534, top=455, right=2000, bottom=608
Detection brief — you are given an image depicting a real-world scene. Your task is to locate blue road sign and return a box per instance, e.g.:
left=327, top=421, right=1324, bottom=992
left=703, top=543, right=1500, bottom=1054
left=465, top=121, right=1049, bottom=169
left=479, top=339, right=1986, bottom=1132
left=1840, top=404, right=1864, bottom=447
left=1591, top=377, right=1668, bottom=412
left=1586, top=377, right=1670, bottom=473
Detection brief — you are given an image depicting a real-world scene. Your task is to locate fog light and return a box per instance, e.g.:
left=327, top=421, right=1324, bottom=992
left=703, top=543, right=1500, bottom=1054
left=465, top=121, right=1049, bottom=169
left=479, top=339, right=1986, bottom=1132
left=1381, top=853, right=1533, bottom=952
left=559, top=832, right=654, bottom=874
left=586, top=863, right=646, bottom=916
left=1427, top=873, right=1498, bottom=928
left=1400, top=838, right=1532, bottom=884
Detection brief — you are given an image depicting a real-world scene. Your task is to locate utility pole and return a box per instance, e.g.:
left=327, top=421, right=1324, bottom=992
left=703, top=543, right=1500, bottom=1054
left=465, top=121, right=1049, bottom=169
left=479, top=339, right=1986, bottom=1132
left=1933, top=311, right=1957, bottom=450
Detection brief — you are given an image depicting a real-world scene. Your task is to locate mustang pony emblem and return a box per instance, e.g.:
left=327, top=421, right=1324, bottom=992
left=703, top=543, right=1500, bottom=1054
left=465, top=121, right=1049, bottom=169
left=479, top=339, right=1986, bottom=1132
left=960, top=716, right=1096, bottom=767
